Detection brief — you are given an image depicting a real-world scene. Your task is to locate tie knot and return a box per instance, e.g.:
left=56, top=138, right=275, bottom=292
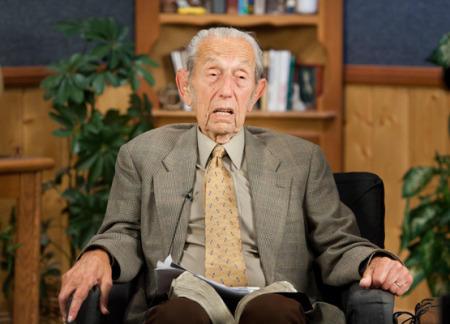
left=212, top=145, right=227, bottom=159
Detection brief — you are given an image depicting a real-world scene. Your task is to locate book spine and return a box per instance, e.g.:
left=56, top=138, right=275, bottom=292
left=254, top=0, right=266, bottom=15
left=277, top=51, right=291, bottom=112
left=248, top=0, right=254, bottom=14
left=286, top=54, right=295, bottom=110
left=238, top=0, right=249, bottom=15
left=260, top=50, right=269, bottom=112
left=211, top=0, right=226, bottom=14
left=227, top=0, right=238, bottom=14
left=267, top=50, right=278, bottom=112
left=266, top=0, right=279, bottom=14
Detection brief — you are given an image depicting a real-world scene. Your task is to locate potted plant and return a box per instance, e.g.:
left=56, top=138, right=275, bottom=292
left=401, top=31, right=450, bottom=296
left=40, top=17, right=157, bottom=264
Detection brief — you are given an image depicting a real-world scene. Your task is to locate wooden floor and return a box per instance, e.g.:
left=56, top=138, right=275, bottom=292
left=0, top=83, right=449, bottom=315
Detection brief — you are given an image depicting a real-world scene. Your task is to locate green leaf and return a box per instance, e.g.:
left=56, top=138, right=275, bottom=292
left=426, top=33, right=450, bottom=68
left=52, top=129, right=73, bottom=138
left=402, top=166, right=433, bottom=197
left=54, top=79, right=68, bottom=105
left=143, top=93, right=153, bottom=116
left=129, top=73, right=140, bottom=91
left=130, top=120, right=152, bottom=139
left=117, top=25, right=129, bottom=41
left=69, top=85, right=84, bottom=104
left=72, top=73, right=90, bottom=90
left=403, top=266, right=426, bottom=296
left=88, top=154, right=104, bottom=184
left=90, top=44, right=110, bottom=60
left=49, top=112, right=73, bottom=129
left=134, top=65, right=155, bottom=86
left=44, top=88, right=56, bottom=100
left=40, top=74, right=63, bottom=89
left=135, top=54, right=159, bottom=67
left=74, top=152, right=100, bottom=171
left=61, top=188, right=84, bottom=203
left=410, top=203, right=440, bottom=238
left=105, top=71, right=120, bottom=87
left=92, top=73, right=107, bottom=95
left=71, top=136, right=81, bottom=153
left=108, top=50, right=119, bottom=69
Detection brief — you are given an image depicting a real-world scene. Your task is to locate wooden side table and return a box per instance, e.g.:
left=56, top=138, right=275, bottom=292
left=0, top=157, right=55, bottom=324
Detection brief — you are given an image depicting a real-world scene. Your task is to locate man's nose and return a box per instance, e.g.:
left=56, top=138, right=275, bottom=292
left=219, top=74, right=234, bottom=98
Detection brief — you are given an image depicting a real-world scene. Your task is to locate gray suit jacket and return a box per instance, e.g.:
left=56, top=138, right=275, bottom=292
left=86, top=124, right=382, bottom=324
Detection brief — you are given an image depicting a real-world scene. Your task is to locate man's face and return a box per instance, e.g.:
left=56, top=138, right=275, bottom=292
left=177, top=36, right=266, bottom=144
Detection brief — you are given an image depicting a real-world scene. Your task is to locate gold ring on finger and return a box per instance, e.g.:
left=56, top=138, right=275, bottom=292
left=394, top=281, right=402, bottom=288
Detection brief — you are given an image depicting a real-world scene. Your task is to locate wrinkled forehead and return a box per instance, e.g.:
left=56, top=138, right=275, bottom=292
left=195, top=35, right=256, bottom=70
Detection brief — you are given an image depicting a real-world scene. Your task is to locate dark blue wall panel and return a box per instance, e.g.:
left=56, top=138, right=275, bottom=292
left=1, top=1, right=449, bottom=67
left=344, top=0, right=450, bottom=66
left=0, top=0, right=134, bottom=66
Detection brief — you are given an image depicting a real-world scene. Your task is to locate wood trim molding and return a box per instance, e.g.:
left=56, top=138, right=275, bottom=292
left=345, top=64, right=446, bottom=88
left=2, top=64, right=447, bottom=88
left=2, top=66, right=53, bottom=88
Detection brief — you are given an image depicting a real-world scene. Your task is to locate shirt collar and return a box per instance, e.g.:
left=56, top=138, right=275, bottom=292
left=197, top=126, right=245, bottom=170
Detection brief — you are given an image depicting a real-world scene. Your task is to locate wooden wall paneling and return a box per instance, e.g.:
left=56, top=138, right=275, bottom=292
left=408, top=88, right=449, bottom=164
left=369, top=86, right=418, bottom=312
left=0, top=88, right=24, bottom=313
left=0, top=89, right=23, bottom=156
left=96, top=85, right=133, bottom=114
left=343, top=84, right=374, bottom=172
left=371, top=85, right=409, bottom=254
left=21, top=88, right=72, bottom=276
left=317, top=0, right=343, bottom=172
left=135, top=0, right=160, bottom=108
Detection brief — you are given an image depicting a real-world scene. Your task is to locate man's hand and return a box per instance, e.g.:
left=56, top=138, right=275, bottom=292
left=59, top=249, right=113, bottom=323
left=359, top=256, right=413, bottom=296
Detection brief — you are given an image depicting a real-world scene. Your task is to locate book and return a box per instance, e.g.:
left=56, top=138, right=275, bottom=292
left=211, top=0, right=226, bottom=14
left=238, top=0, right=248, bottom=14
left=277, top=50, right=291, bottom=111
left=286, top=54, right=295, bottom=110
left=248, top=0, right=254, bottom=14
left=260, top=50, right=269, bottom=112
left=254, top=0, right=266, bottom=15
left=227, top=0, right=238, bottom=14
left=267, top=50, right=279, bottom=112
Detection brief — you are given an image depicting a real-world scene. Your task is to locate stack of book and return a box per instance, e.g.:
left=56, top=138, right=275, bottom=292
left=173, top=0, right=300, bottom=15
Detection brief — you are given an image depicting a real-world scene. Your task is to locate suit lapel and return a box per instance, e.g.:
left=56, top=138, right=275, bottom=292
left=154, top=126, right=197, bottom=263
left=245, top=128, right=292, bottom=285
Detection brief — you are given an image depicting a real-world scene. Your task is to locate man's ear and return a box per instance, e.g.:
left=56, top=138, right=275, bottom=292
left=247, top=78, right=267, bottom=112
left=176, top=69, right=193, bottom=106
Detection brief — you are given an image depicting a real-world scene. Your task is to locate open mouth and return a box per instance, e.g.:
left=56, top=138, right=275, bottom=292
left=213, top=108, right=234, bottom=116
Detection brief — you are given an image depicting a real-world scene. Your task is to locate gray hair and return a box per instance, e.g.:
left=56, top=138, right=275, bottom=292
left=186, top=27, right=264, bottom=84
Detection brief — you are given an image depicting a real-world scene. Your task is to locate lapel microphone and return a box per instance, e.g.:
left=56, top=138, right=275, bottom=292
left=167, top=188, right=194, bottom=258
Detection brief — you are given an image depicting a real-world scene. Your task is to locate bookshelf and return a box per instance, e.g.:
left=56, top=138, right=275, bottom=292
left=135, top=0, right=343, bottom=172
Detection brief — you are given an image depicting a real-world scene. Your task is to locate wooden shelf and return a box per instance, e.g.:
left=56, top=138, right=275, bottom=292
left=151, top=109, right=336, bottom=119
left=160, top=14, right=320, bottom=27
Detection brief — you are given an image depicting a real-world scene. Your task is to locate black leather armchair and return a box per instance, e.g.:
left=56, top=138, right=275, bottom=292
left=68, top=172, right=394, bottom=324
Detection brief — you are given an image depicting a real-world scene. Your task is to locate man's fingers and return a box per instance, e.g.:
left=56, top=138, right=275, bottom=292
left=359, top=268, right=373, bottom=288
left=66, top=284, right=92, bottom=322
left=99, top=278, right=113, bottom=315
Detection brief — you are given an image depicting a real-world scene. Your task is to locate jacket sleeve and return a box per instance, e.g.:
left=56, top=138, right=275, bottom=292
left=79, top=144, right=144, bottom=282
left=304, top=145, right=390, bottom=286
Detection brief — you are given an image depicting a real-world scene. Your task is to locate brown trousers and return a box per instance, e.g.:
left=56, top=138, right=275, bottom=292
left=145, top=294, right=306, bottom=324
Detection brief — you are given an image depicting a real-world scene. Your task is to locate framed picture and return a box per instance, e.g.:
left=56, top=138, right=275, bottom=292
left=294, top=64, right=323, bottom=110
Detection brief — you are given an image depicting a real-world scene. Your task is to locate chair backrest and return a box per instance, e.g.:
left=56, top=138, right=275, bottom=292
left=315, top=172, right=386, bottom=308
left=333, top=172, right=385, bottom=249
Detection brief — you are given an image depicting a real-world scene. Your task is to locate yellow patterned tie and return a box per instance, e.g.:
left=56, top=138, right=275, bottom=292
left=204, top=146, right=249, bottom=287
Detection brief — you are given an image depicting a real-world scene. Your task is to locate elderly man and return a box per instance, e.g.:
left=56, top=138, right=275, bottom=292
left=59, top=27, right=412, bottom=324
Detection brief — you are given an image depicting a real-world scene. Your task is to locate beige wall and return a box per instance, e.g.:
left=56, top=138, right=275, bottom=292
left=0, top=83, right=449, bottom=313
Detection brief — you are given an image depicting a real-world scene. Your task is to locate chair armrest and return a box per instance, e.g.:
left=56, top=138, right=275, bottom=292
left=67, top=279, right=137, bottom=324
left=341, top=282, right=394, bottom=324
